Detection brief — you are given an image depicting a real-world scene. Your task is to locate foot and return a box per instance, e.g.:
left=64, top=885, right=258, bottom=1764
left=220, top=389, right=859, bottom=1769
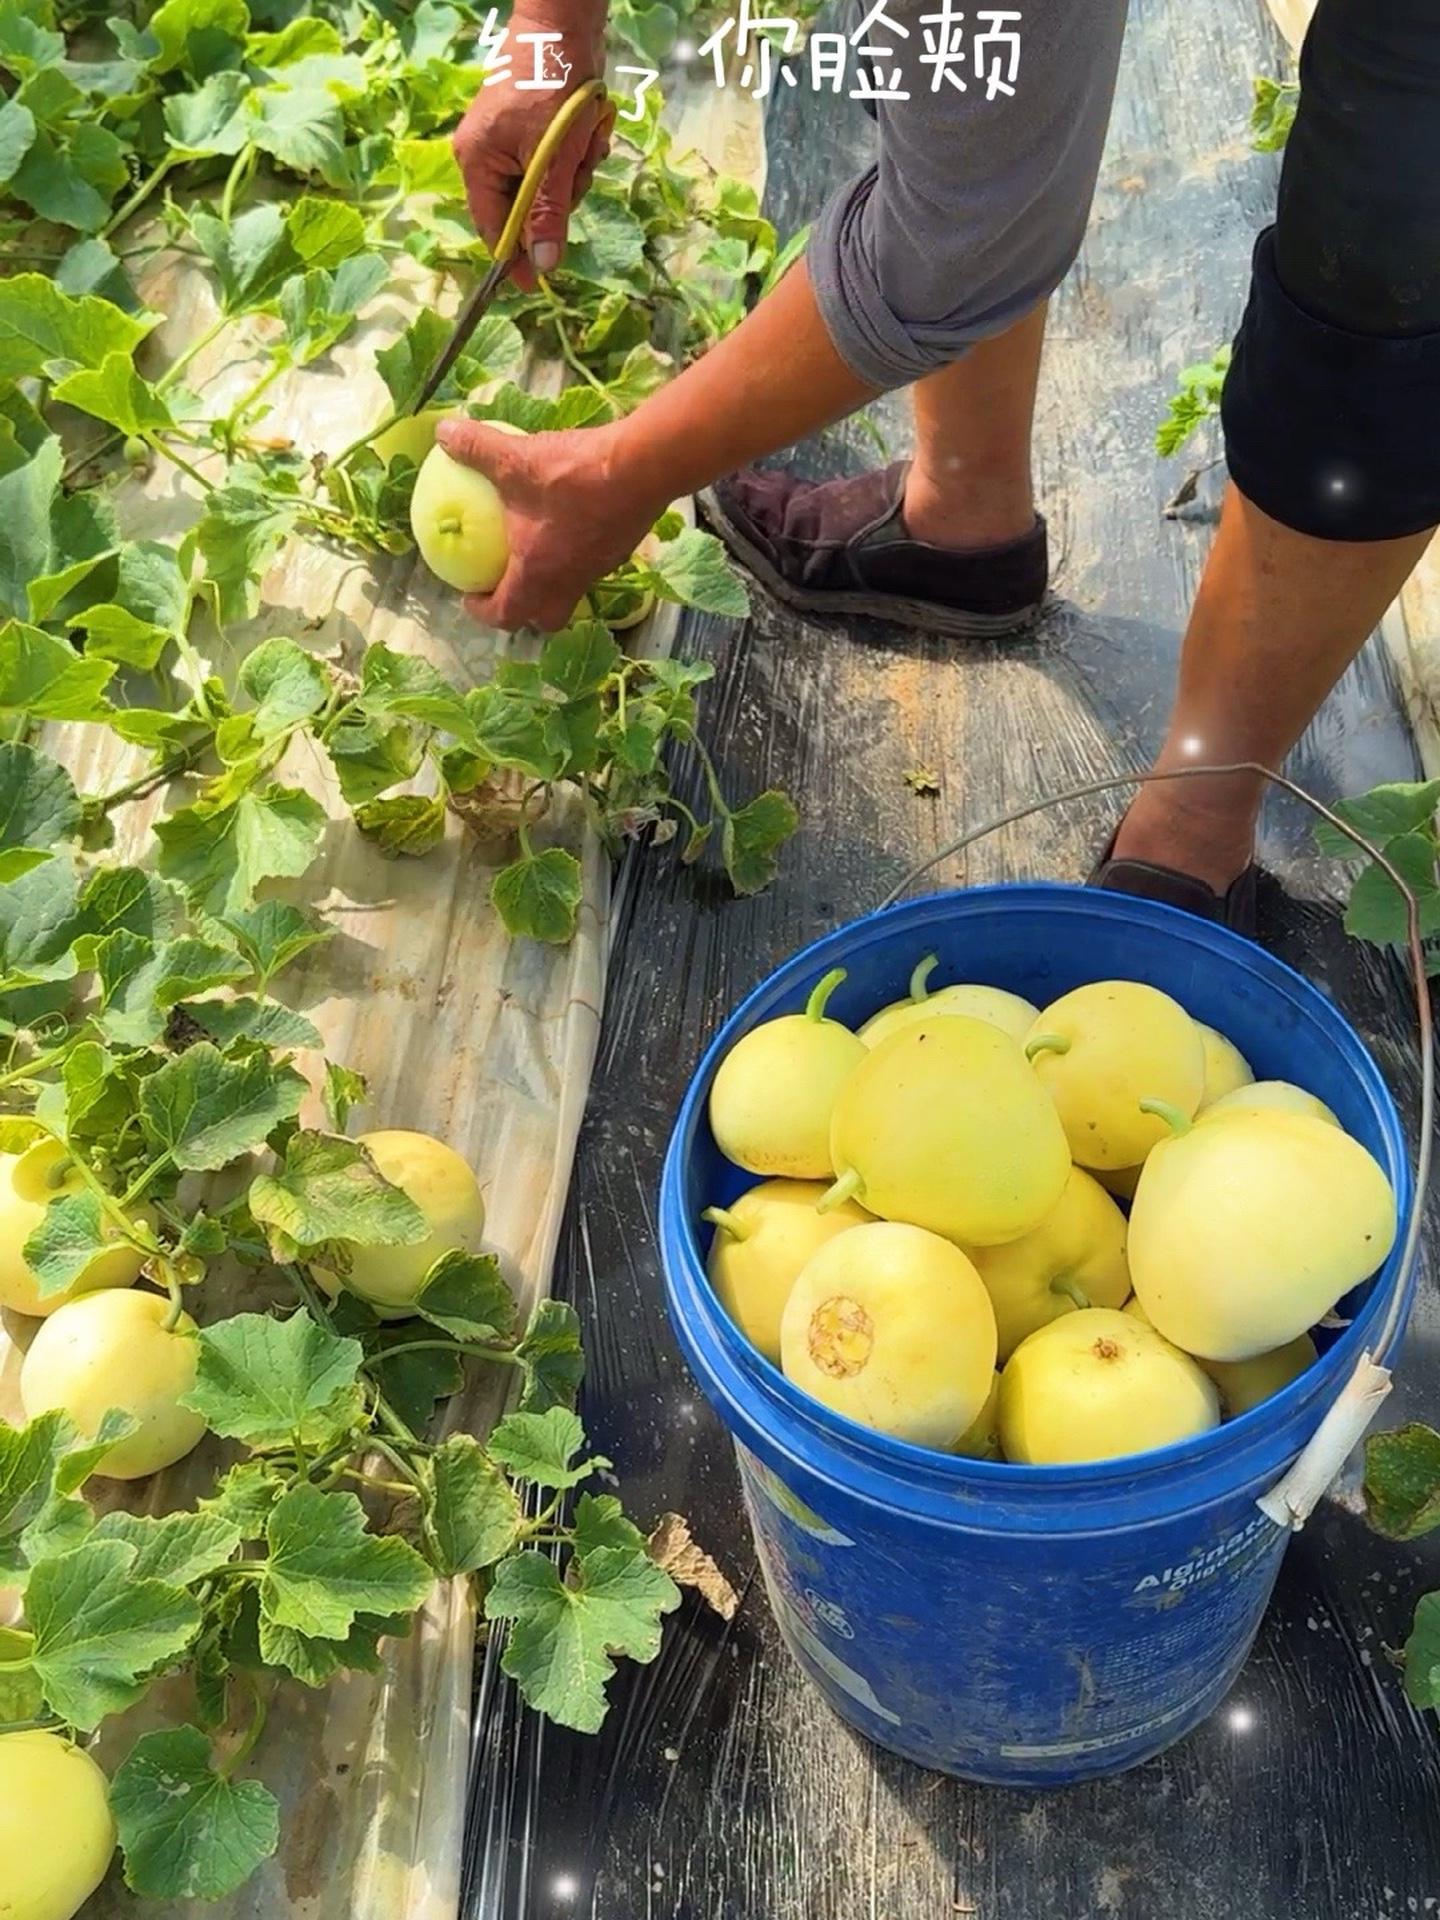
left=699, top=461, right=1048, bottom=638
left=1090, top=797, right=1260, bottom=939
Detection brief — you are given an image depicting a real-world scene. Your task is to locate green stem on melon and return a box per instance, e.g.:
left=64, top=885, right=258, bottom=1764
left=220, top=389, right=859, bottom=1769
left=1138, top=1097, right=1192, bottom=1137
left=805, top=968, right=847, bottom=1024
left=161, top=1266, right=186, bottom=1334
left=1049, top=1275, right=1091, bottom=1312
left=1024, top=1033, right=1070, bottom=1062
left=701, top=1205, right=749, bottom=1242
left=817, top=1167, right=864, bottom=1214
left=908, top=953, right=939, bottom=1003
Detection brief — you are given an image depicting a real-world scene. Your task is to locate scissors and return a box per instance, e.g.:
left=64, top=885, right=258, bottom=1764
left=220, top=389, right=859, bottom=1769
left=409, top=77, right=610, bottom=415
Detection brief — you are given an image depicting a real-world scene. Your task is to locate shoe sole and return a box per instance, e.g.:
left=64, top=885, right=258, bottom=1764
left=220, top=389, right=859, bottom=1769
left=698, top=487, right=1046, bottom=640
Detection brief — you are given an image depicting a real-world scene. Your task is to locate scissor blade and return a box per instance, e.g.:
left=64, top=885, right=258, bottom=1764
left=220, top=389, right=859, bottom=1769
left=408, top=255, right=512, bottom=416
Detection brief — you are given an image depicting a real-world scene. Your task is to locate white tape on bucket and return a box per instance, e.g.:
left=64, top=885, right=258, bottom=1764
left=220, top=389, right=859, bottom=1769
left=1256, top=1352, right=1393, bottom=1529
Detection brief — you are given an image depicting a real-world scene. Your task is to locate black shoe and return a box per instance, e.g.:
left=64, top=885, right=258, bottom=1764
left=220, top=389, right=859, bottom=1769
left=1089, top=830, right=1261, bottom=941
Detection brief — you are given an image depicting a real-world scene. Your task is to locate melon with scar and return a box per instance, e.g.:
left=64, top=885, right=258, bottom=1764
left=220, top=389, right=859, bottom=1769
left=963, top=1166, right=1131, bottom=1362
left=702, top=1178, right=869, bottom=1363
left=780, top=1222, right=997, bottom=1447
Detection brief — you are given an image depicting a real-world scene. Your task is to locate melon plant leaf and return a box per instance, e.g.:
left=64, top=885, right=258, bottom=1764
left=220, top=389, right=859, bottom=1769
left=276, top=252, right=388, bottom=364
left=1403, top=1591, right=1440, bottom=1711
left=491, top=846, right=583, bottom=945
left=163, top=70, right=252, bottom=155
left=246, top=84, right=348, bottom=185
left=0, top=741, right=80, bottom=852
left=0, top=98, right=35, bottom=187
left=428, top=1434, right=522, bottom=1576
left=641, top=527, right=750, bottom=619
left=92, top=1511, right=242, bottom=1586
left=25, top=1538, right=202, bottom=1727
left=488, top=1407, right=604, bottom=1490
left=722, top=789, right=799, bottom=896
left=540, top=621, right=620, bottom=700
left=217, top=898, right=331, bottom=986
left=1364, top=1422, right=1440, bottom=1540
left=321, top=1059, right=367, bottom=1131
left=189, top=205, right=293, bottom=316
left=570, top=1491, right=646, bottom=1557
left=1314, top=781, right=1440, bottom=859
left=138, top=1040, right=307, bottom=1170
left=376, top=308, right=521, bottom=415
left=70, top=539, right=193, bottom=671
left=0, top=273, right=152, bottom=381
left=184, top=995, right=323, bottom=1050
left=369, top=1338, right=463, bottom=1433
left=249, top=1130, right=428, bottom=1257
left=484, top=1544, right=680, bottom=1733
left=51, top=352, right=175, bottom=437
left=195, top=485, right=299, bottom=624
left=153, top=785, right=326, bottom=917
left=184, top=1309, right=364, bottom=1449
left=1341, top=832, right=1440, bottom=947
left=0, top=852, right=86, bottom=994
left=111, top=1725, right=281, bottom=1902
left=358, top=643, right=474, bottom=736
left=260, top=1484, right=433, bottom=1638
left=413, top=1248, right=516, bottom=1341
left=239, top=635, right=331, bottom=736
left=255, top=1609, right=404, bottom=1685
left=0, top=621, right=114, bottom=719
left=354, top=792, right=447, bottom=855
left=20, top=1188, right=113, bottom=1300
left=515, top=1298, right=585, bottom=1413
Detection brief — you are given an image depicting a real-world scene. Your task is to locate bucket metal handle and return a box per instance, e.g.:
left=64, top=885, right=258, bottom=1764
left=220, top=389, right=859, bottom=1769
left=877, top=760, right=1434, bottom=1530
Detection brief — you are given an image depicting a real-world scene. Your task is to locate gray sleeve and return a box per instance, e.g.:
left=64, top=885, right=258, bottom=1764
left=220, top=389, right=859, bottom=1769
left=809, top=0, right=1129, bottom=391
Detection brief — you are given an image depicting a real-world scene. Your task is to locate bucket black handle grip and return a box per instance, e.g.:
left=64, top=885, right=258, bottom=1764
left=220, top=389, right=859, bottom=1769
left=877, top=760, right=1433, bottom=1529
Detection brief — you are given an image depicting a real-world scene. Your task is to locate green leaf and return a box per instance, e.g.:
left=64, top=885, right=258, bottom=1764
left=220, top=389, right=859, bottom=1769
left=722, top=789, right=798, bottom=896
left=491, top=847, right=583, bottom=945
left=0, top=740, right=80, bottom=852
left=1364, top=1423, right=1440, bottom=1540
left=276, top=252, right=388, bottom=365
left=0, top=620, right=113, bottom=720
left=139, top=1040, right=307, bottom=1171
left=0, top=436, right=116, bottom=624
left=485, top=1544, right=680, bottom=1732
left=185, top=995, right=322, bottom=1050
left=571, top=1491, right=646, bottom=1557
left=0, top=1410, right=86, bottom=1580
left=325, top=710, right=423, bottom=806
left=218, top=898, right=330, bottom=984
left=283, top=195, right=367, bottom=270
left=322, top=1059, right=367, bottom=1132
left=239, top=634, right=331, bottom=736
left=247, top=83, right=347, bottom=184
left=185, top=1309, right=364, bottom=1449
left=354, top=792, right=447, bottom=856
left=51, top=352, right=174, bottom=438
left=0, top=1624, right=44, bottom=1721
left=427, top=1433, right=522, bottom=1576
left=255, top=1608, right=404, bottom=1685
left=469, top=383, right=609, bottom=434
left=111, top=1725, right=281, bottom=1901
left=1342, top=832, right=1440, bottom=947
left=250, top=1131, right=428, bottom=1258
left=0, top=273, right=151, bottom=381
left=198, top=1459, right=286, bottom=1538
left=78, top=864, right=183, bottom=945
left=540, top=622, right=620, bottom=700
left=488, top=1406, right=602, bottom=1490
left=642, top=527, right=750, bottom=619
left=26, top=1538, right=202, bottom=1727
left=97, top=932, right=251, bottom=1045
left=375, top=307, right=521, bottom=415
left=0, top=851, right=85, bottom=995
left=1314, top=781, right=1440, bottom=857
left=1250, top=74, right=1299, bottom=153
left=413, top=1248, right=515, bottom=1341
left=163, top=71, right=252, bottom=155
left=20, top=1188, right=114, bottom=1300
left=147, top=0, right=251, bottom=74
left=9, top=120, right=129, bottom=233
left=0, top=98, right=35, bottom=188
left=261, top=1484, right=433, bottom=1639
left=369, top=1337, right=463, bottom=1432
left=154, top=786, right=325, bottom=917
left=54, top=237, right=140, bottom=313
left=69, top=540, right=192, bottom=671
left=1404, top=1590, right=1440, bottom=1710
left=92, top=1510, right=242, bottom=1584
left=564, top=193, right=647, bottom=287
left=190, top=205, right=293, bottom=315
left=195, top=484, right=299, bottom=623
left=516, top=1297, right=585, bottom=1413
left=358, top=643, right=473, bottom=735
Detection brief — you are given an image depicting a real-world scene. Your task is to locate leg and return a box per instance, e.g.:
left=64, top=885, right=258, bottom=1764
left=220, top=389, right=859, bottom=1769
left=903, top=303, right=1049, bottom=552
left=1110, top=0, right=1440, bottom=897
left=1111, top=491, right=1430, bottom=891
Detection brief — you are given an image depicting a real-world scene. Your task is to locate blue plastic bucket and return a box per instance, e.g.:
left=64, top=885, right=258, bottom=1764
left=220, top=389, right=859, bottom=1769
left=659, top=883, right=1415, bottom=1787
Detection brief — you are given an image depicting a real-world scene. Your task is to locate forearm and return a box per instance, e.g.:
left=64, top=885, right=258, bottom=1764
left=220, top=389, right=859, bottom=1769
left=607, top=262, right=878, bottom=513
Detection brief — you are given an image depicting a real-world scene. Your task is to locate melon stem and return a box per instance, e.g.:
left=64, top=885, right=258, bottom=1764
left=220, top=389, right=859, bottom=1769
left=818, top=1167, right=864, bottom=1214
left=1024, top=1032, right=1070, bottom=1062
left=908, top=953, right=939, bottom=1003
left=701, top=1206, right=749, bottom=1242
left=437, top=516, right=462, bottom=536
left=1049, top=1275, right=1091, bottom=1311
left=1138, top=1097, right=1192, bottom=1137
left=806, top=967, right=847, bottom=1023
